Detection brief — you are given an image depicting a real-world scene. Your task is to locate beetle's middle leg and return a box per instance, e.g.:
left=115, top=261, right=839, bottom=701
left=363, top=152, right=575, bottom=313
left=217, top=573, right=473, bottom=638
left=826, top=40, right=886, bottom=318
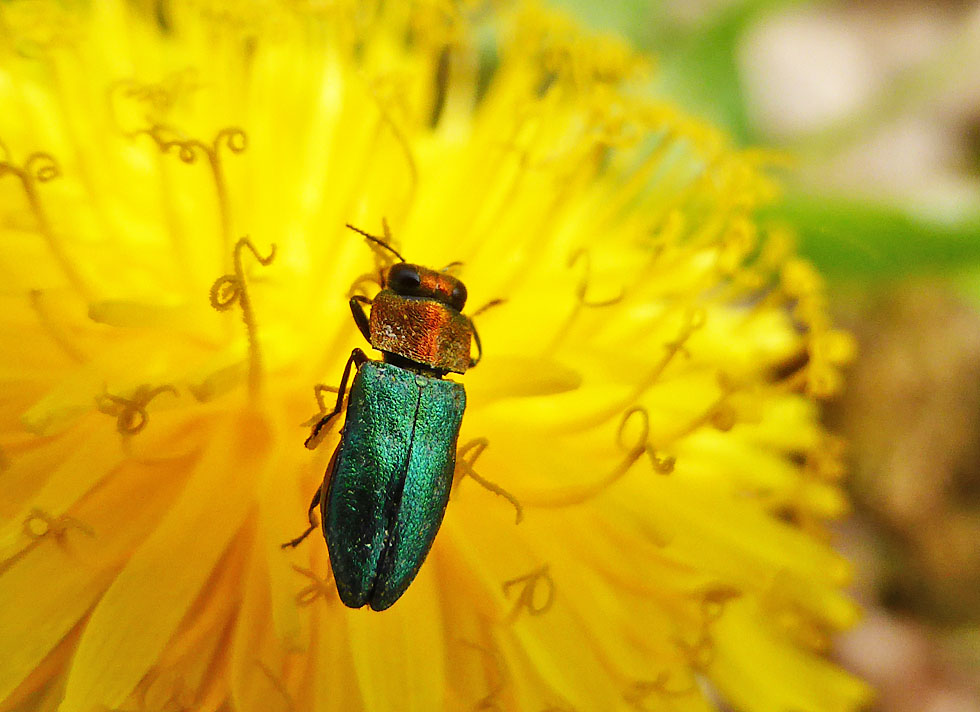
left=305, top=347, right=368, bottom=450
left=281, top=484, right=322, bottom=549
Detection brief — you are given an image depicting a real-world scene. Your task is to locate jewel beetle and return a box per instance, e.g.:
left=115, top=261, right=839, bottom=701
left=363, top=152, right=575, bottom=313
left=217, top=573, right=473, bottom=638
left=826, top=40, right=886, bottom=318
left=283, top=223, right=490, bottom=611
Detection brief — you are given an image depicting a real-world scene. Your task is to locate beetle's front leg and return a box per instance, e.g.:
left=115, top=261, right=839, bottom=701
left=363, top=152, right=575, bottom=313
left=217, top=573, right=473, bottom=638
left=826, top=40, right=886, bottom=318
left=469, top=323, right=484, bottom=368
left=349, top=296, right=371, bottom=343
left=467, top=299, right=505, bottom=368
left=305, top=347, right=368, bottom=450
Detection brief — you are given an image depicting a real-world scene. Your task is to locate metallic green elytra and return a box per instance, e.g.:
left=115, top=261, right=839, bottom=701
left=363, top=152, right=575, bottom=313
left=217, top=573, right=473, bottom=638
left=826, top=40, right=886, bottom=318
left=326, top=361, right=465, bottom=610
left=283, top=223, right=491, bottom=611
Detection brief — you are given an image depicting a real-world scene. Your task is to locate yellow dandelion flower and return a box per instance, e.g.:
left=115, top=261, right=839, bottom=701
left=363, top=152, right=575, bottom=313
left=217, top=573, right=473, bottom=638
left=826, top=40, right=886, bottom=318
left=0, top=1, right=870, bottom=711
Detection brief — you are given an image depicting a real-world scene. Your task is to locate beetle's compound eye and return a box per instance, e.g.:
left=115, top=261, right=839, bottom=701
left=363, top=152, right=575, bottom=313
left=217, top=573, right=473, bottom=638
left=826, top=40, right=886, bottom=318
left=448, top=280, right=467, bottom=311
left=388, top=263, right=422, bottom=295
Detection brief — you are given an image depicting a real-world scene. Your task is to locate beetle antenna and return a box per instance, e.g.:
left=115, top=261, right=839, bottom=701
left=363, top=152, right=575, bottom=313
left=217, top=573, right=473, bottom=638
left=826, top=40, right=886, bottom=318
left=345, top=223, right=406, bottom=263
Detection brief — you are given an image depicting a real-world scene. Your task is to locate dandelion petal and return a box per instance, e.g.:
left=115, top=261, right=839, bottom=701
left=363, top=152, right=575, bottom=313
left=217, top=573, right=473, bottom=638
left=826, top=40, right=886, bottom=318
left=60, top=414, right=268, bottom=711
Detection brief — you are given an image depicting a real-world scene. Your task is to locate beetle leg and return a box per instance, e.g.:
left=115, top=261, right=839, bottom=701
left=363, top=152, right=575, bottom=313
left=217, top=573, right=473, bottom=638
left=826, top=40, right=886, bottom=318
left=467, top=299, right=505, bottom=368
left=349, top=296, right=372, bottom=343
left=281, top=484, right=322, bottom=548
left=305, top=347, right=368, bottom=450
left=468, top=320, right=484, bottom=368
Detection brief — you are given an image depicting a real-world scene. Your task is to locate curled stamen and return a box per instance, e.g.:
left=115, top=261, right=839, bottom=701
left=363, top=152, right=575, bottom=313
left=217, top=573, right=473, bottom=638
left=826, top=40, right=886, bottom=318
left=700, top=586, right=741, bottom=624
left=291, top=564, right=334, bottom=606
left=214, top=127, right=248, bottom=154
left=135, top=125, right=198, bottom=162
left=671, top=375, right=740, bottom=441
left=209, top=237, right=276, bottom=400
left=660, top=307, right=707, bottom=363
left=23, top=152, right=60, bottom=182
left=0, top=150, right=89, bottom=297
left=96, top=384, right=179, bottom=435
left=1, top=508, right=94, bottom=576
left=138, top=125, right=247, bottom=166
left=23, top=508, right=94, bottom=540
left=456, top=439, right=524, bottom=524
left=459, top=640, right=508, bottom=711
left=209, top=275, right=241, bottom=309
left=623, top=672, right=697, bottom=706
left=502, top=564, right=555, bottom=619
left=617, top=407, right=676, bottom=475
left=672, top=586, right=741, bottom=673
left=136, top=124, right=248, bottom=256
left=568, top=249, right=624, bottom=308
left=524, top=407, right=673, bottom=510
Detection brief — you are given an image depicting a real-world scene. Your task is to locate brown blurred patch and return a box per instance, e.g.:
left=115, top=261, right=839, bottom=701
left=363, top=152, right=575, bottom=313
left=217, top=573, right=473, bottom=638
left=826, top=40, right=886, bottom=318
left=830, top=281, right=980, bottom=711
left=832, top=282, right=980, bottom=622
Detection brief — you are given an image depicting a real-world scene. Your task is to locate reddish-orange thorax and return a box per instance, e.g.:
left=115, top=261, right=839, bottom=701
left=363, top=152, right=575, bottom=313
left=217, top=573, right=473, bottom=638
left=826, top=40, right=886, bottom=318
left=368, top=289, right=472, bottom=374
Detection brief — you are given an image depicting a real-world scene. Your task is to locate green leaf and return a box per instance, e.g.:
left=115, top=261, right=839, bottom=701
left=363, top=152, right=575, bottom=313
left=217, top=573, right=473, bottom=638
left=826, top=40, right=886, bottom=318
left=763, top=193, right=980, bottom=278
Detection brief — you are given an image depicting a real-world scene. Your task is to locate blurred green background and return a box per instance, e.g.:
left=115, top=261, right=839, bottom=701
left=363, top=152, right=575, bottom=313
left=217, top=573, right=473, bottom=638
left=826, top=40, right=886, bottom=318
left=556, top=0, right=980, bottom=284
left=550, top=1, right=980, bottom=711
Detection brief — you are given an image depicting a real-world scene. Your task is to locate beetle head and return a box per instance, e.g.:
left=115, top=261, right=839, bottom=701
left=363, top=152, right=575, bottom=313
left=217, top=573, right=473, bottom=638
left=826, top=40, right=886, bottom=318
left=387, top=263, right=468, bottom=312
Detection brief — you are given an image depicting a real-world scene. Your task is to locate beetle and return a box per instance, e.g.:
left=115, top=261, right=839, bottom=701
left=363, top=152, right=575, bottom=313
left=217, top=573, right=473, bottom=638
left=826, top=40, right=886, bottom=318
left=283, top=223, right=489, bottom=611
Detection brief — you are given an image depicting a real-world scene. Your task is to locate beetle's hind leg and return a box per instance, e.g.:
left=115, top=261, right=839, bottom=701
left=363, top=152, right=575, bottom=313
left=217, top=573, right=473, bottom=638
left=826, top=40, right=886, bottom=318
left=281, top=485, right=322, bottom=548
left=304, top=347, right=368, bottom=449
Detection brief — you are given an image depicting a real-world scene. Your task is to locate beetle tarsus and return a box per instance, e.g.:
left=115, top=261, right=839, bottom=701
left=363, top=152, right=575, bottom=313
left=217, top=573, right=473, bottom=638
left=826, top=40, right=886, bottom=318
left=304, top=413, right=339, bottom=449
left=281, top=485, right=322, bottom=548
left=281, top=525, right=316, bottom=549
